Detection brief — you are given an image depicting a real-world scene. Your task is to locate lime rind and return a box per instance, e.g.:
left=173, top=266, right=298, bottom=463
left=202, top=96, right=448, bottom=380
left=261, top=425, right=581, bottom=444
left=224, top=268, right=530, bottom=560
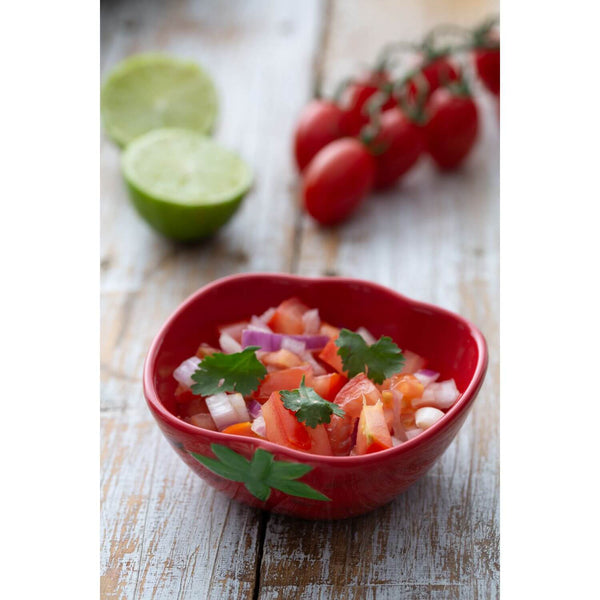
left=121, top=128, right=253, bottom=241
left=101, top=53, right=218, bottom=147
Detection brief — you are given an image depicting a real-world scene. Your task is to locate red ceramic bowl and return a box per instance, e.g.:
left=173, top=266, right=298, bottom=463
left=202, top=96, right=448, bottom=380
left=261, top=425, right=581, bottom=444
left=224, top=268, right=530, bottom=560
left=143, top=273, right=487, bottom=519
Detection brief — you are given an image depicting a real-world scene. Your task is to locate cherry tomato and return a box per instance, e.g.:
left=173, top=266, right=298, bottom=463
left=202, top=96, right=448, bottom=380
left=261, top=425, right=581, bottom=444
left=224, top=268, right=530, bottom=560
left=339, top=71, right=396, bottom=136
left=405, top=56, right=460, bottom=105
left=370, top=108, right=425, bottom=189
left=302, top=138, right=375, bottom=225
left=425, top=88, right=479, bottom=170
left=293, top=100, right=344, bottom=172
left=474, top=47, right=500, bottom=96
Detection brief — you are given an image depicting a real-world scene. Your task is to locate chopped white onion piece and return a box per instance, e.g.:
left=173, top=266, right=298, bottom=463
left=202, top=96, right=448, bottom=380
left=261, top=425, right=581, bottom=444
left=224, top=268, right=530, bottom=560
left=391, top=436, right=403, bottom=447
left=281, top=336, right=306, bottom=356
left=412, top=379, right=460, bottom=409
left=173, top=356, right=201, bottom=388
left=219, top=332, right=242, bottom=354
left=356, top=326, right=376, bottom=345
left=228, top=393, right=250, bottom=423
left=302, top=309, right=321, bottom=334
left=415, top=407, right=444, bottom=429
left=414, top=369, right=440, bottom=388
left=249, top=316, right=273, bottom=332
left=206, top=393, right=242, bottom=431
left=405, top=428, right=423, bottom=440
left=251, top=415, right=266, bottom=437
left=257, top=307, right=276, bottom=325
left=301, top=350, right=327, bottom=375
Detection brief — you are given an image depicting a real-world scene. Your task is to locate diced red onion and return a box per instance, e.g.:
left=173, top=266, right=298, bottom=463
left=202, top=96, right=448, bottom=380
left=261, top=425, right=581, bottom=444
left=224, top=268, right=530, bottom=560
left=248, top=399, right=262, bottom=420
left=251, top=415, right=266, bottom=437
left=356, top=326, right=376, bottom=345
left=412, top=379, right=460, bottom=409
left=173, top=356, right=201, bottom=388
left=302, top=309, right=321, bottom=334
left=205, top=393, right=242, bottom=431
left=281, top=336, right=306, bottom=355
left=414, top=369, right=440, bottom=387
left=405, top=428, right=422, bottom=440
left=219, top=332, right=242, bottom=354
left=241, top=329, right=330, bottom=352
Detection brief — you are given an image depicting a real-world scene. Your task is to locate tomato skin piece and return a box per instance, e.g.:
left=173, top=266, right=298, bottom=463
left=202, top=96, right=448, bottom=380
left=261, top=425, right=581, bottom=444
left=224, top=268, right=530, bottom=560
left=318, top=337, right=345, bottom=374
left=474, top=48, right=500, bottom=96
left=267, top=297, right=310, bottom=335
left=294, top=100, right=345, bottom=172
left=312, top=373, right=348, bottom=402
left=302, top=138, right=375, bottom=226
left=354, top=401, right=393, bottom=455
left=339, top=71, right=396, bottom=136
left=255, top=365, right=313, bottom=403
left=371, top=108, right=425, bottom=189
left=425, top=88, right=479, bottom=170
left=333, top=373, right=381, bottom=419
left=405, top=57, right=460, bottom=105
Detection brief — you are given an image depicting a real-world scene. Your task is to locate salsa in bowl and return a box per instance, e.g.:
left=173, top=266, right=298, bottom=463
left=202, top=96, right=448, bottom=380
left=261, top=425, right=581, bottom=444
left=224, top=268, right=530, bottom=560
left=143, top=273, right=487, bottom=519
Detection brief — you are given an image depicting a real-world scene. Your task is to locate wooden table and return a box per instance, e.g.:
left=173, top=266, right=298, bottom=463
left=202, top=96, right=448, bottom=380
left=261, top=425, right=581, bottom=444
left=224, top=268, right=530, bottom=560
left=101, top=1, right=499, bottom=597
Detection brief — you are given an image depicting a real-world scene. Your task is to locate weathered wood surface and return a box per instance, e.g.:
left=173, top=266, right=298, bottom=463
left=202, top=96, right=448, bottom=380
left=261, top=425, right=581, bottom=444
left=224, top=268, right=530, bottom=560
left=101, top=1, right=499, bottom=598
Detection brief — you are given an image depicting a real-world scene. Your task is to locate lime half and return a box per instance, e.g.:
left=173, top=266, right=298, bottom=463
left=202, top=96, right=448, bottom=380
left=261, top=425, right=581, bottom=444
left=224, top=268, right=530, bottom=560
left=101, top=53, right=218, bottom=147
left=122, top=128, right=252, bottom=241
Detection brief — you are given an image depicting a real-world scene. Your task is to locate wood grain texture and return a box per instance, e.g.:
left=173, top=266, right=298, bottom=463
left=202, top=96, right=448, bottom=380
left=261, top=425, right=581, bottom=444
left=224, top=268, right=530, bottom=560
left=101, top=0, right=499, bottom=598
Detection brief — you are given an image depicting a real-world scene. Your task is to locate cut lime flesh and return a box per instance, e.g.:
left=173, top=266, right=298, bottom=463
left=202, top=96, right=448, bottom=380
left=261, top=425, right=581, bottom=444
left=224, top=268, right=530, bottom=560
left=101, top=53, right=218, bottom=147
left=122, top=128, right=252, bottom=241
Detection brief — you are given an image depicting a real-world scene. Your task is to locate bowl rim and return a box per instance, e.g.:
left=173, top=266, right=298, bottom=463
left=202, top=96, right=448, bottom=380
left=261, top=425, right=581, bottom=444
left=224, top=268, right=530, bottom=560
left=143, top=272, right=488, bottom=465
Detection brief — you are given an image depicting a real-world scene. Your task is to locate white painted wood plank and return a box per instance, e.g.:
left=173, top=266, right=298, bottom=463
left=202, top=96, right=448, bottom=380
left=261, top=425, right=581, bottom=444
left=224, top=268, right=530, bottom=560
left=100, top=0, right=323, bottom=597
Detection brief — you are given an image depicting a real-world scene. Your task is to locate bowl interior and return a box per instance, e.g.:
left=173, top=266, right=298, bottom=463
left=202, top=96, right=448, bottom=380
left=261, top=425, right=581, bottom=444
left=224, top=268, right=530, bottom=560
left=150, top=275, right=483, bottom=417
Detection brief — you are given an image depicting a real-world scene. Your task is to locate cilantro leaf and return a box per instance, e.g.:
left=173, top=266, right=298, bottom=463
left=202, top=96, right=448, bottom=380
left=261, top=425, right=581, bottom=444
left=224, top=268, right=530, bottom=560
left=280, top=376, right=345, bottom=428
left=335, top=328, right=405, bottom=384
left=190, top=444, right=330, bottom=502
left=191, top=346, right=266, bottom=397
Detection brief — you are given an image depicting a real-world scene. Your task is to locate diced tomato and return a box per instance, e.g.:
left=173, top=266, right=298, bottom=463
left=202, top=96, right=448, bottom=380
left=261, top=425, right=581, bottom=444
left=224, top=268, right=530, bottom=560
left=388, top=373, right=424, bottom=404
left=195, top=343, right=219, bottom=358
left=381, top=390, right=395, bottom=432
left=333, top=373, right=381, bottom=418
left=312, top=373, right=348, bottom=402
left=267, top=298, right=310, bottom=335
left=306, top=423, right=333, bottom=455
left=354, top=401, right=393, bottom=455
left=188, top=413, right=217, bottom=431
left=218, top=320, right=249, bottom=343
left=399, top=350, right=427, bottom=374
left=255, top=365, right=313, bottom=403
left=222, top=421, right=261, bottom=438
left=262, top=392, right=311, bottom=450
left=319, top=322, right=340, bottom=339
left=261, top=348, right=303, bottom=370
left=326, top=413, right=355, bottom=456
left=177, top=395, right=209, bottom=419
left=318, top=337, right=345, bottom=374
left=174, top=384, right=194, bottom=399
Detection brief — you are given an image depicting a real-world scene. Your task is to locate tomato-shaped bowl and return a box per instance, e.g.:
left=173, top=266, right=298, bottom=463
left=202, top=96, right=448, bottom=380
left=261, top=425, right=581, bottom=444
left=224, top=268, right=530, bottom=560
left=143, top=273, right=488, bottom=519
